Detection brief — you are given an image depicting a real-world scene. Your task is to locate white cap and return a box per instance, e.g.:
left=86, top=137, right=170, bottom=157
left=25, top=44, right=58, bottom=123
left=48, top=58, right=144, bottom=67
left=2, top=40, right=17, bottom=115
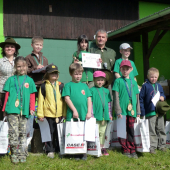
left=119, top=43, right=133, bottom=50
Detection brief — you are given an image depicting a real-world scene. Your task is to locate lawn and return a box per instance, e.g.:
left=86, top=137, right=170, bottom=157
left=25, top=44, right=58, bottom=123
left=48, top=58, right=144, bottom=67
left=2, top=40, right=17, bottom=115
left=0, top=148, right=170, bottom=170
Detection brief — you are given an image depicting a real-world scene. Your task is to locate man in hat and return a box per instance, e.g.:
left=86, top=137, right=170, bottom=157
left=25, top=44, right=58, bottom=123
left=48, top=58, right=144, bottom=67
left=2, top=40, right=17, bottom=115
left=0, top=38, right=21, bottom=120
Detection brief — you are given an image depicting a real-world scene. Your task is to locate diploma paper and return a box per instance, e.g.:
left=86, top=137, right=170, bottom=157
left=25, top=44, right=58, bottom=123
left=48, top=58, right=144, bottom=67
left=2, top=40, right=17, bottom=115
left=84, top=118, right=96, bottom=142
left=117, top=115, right=126, bottom=139
left=151, top=91, right=160, bottom=106
left=82, top=53, right=101, bottom=69
left=37, top=118, right=51, bottom=142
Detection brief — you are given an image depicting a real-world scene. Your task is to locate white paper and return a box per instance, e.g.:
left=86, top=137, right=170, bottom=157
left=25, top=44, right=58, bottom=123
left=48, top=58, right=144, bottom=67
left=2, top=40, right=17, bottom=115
left=117, top=115, right=126, bottom=139
left=82, top=53, right=101, bottom=69
left=37, top=118, right=51, bottom=142
left=32, top=63, right=53, bottom=73
left=84, top=118, right=96, bottom=142
left=151, top=91, right=160, bottom=106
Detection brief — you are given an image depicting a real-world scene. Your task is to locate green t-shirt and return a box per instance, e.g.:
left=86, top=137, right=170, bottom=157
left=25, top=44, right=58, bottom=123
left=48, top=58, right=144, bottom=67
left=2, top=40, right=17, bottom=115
left=62, top=82, right=92, bottom=121
left=3, top=75, right=37, bottom=118
left=145, top=111, right=156, bottom=117
left=114, top=58, right=138, bottom=80
left=72, top=51, right=93, bottom=82
left=90, top=86, right=112, bottom=121
left=112, top=77, right=139, bottom=117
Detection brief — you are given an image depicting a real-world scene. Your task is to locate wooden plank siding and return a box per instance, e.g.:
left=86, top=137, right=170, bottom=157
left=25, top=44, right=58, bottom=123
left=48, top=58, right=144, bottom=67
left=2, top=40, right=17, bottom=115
left=3, top=0, right=139, bottom=40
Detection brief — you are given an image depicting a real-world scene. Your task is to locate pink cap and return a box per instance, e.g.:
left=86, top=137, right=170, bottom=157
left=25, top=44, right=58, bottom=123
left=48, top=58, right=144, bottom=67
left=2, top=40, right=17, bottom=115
left=120, top=60, right=132, bottom=68
left=93, top=71, right=106, bottom=78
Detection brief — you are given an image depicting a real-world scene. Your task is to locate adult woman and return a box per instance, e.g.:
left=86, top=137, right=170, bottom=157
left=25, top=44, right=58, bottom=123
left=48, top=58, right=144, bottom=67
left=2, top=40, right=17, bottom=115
left=0, top=38, right=21, bottom=120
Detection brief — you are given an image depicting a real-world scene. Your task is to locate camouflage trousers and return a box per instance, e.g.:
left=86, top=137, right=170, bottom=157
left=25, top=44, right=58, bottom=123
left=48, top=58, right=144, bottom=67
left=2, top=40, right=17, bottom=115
left=7, top=114, right=27, bottom=159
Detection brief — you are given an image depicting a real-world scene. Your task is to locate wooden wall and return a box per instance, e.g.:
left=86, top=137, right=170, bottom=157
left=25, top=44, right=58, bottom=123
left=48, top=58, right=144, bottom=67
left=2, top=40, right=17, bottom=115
left=3, top=0, right=139, bottom=40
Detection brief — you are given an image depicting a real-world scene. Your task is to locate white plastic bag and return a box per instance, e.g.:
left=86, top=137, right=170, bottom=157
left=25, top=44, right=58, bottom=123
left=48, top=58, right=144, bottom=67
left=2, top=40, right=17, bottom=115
left=57, top=119, right=66, bottom=155
left=110, top=120, right=121, bottom=147
left=26, top=115, right=34, bottom=146
left=84, top=118, right=96, bottom=142
left=87, top=124, right=101, bottom=157
left=65, top=118, right=87, bottom=154
left=165, top=121, right=170, bottom=148
left=134, top=117, right=150, bottom=152
left=104, top=121, right=113, bottom=148
left=0, top=116, right=8, bottom=153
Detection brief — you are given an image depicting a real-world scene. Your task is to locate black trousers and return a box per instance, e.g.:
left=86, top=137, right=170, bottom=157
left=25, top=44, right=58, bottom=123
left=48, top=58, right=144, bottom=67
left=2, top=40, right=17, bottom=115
left=45, top=117, right=61, bottom=153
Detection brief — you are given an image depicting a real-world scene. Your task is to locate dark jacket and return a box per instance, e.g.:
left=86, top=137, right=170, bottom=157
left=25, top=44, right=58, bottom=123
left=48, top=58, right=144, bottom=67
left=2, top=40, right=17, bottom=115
left=139, top=79, right=166, bottom=116
left=25, top=52, right=48, bottom=85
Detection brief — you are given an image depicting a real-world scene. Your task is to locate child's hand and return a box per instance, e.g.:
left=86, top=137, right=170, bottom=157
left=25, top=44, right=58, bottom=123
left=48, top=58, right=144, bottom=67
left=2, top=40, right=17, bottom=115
left=30, top=110, right=34, bottom=115
left=62, top=116, right=66, bottom=119
left=3, top=112, right=7, bottom=117
left=99, top=58, right=102, bottom=63
left=73, top=110, right=79, bottom=119
left=110, top=117, right=113, bottom=120
left=39, top=118, right=44, bottom=122
left=37, top=65, right=44, bottom=69
left=117, top=114, right=122, bottom=119
left=137, top=115, right=140, bottom=118
left=160, top=96, right=164, bottom=101
left=74, top=59, right=79, bottom=63
left=86, top=112, right=91, bottom=120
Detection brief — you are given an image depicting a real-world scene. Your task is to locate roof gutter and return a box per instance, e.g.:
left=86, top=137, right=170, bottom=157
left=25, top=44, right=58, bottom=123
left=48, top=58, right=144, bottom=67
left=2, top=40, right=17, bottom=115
left=108, top=7, right=170, bottom=39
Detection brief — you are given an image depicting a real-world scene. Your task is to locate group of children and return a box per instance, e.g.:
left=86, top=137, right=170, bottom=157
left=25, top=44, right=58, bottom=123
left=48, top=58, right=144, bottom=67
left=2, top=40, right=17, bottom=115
left=1, top=35, right=167, bottom=164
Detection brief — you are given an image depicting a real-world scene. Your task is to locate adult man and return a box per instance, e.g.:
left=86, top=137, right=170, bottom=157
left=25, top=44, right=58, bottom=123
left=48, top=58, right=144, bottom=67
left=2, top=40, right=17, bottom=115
left=89, top=29, right=116, bottom=71
left=90, top=29, right=116, bottom=110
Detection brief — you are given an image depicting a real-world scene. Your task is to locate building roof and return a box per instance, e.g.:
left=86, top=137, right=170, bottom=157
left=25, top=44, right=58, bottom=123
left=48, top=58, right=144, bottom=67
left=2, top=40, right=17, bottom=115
left=108, top=7, right=170, bottom=41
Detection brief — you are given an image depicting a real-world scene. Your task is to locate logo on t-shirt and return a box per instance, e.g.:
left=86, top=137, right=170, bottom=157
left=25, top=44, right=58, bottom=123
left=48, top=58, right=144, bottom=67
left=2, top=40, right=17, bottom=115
left=81, top=90, right=85, bottom=95
left=24, top=83, right=29, bottom=88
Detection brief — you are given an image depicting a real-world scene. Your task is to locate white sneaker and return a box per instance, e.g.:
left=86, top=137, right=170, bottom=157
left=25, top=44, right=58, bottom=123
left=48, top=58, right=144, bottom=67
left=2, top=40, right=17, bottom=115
left=47, top=152, right=55, bottom=158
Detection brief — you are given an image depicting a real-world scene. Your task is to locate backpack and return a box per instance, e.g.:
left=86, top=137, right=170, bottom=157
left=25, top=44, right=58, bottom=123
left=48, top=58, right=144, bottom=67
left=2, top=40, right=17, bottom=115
left=41, top=81, right=64, bottom=98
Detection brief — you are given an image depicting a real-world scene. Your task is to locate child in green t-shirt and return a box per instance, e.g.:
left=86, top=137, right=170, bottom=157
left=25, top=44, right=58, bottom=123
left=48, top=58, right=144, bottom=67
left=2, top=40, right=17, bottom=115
left=114, top=43, right=138, bottom=81
left=90, top=71, right=112, bottom=156
left=2, top=56, right=37, bottom=164
left=112, top=60, right=140, bottom=159
left=62, top=63, right=92, bottom=160
left=72, top=35, right=93, bottom=87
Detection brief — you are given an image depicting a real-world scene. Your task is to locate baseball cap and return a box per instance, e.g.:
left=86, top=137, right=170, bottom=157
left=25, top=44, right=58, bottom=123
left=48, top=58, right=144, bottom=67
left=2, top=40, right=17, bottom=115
left=119, top=43, right=133, bottom=50
left=120, top=60, right=132, bottom=68
left=93, top=71, right=106, bottom=78
left=46, top=64, right=60, bottom=73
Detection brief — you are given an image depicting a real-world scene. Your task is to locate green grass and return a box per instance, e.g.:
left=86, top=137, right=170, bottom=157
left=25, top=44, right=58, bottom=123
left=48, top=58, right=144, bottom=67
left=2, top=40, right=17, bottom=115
left=0, top=148, right=170, bottom=170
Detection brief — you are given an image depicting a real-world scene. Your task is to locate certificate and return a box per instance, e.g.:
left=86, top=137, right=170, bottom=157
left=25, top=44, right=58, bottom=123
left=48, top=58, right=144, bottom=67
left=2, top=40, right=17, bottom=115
left=82, top=53, right=101, bottom=69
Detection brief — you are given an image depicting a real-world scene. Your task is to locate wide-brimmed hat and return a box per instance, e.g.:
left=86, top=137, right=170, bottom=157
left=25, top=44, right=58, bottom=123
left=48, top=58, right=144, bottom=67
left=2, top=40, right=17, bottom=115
left=43, top=64, right=60, bottom=80
left=0, top=38, right=21, bottom=49
left=99, top=69, right=114, bottom=88
left=156, top=101, right=170, bottom=116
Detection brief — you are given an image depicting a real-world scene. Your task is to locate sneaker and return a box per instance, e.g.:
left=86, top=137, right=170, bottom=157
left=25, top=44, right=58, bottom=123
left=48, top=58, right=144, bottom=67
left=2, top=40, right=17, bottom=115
left=131, top=153, right=138, bottom=159
left=81, top=154, right=87, bottom=160
left=159, top=148, right=167, bottom=152
left=11, top=155, right=19, bottom=164
left=150, top=149, right=156, bottom=154
left=123, top=153, right=131, bottom=158
left=47, top=152, right=55, bottom=158
left=20, top=158, right=26, bottom=163
left=102, top=148, right=109, bottom=156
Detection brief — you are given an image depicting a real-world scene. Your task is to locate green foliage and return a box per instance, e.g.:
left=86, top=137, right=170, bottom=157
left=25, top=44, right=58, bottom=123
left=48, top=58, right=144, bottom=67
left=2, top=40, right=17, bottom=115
left=0, top=148, right=170, bottom=170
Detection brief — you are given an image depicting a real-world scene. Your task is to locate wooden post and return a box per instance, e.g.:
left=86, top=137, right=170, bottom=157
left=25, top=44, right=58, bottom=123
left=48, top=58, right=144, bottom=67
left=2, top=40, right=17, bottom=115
left=142, top=33, right=149, bottom=80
